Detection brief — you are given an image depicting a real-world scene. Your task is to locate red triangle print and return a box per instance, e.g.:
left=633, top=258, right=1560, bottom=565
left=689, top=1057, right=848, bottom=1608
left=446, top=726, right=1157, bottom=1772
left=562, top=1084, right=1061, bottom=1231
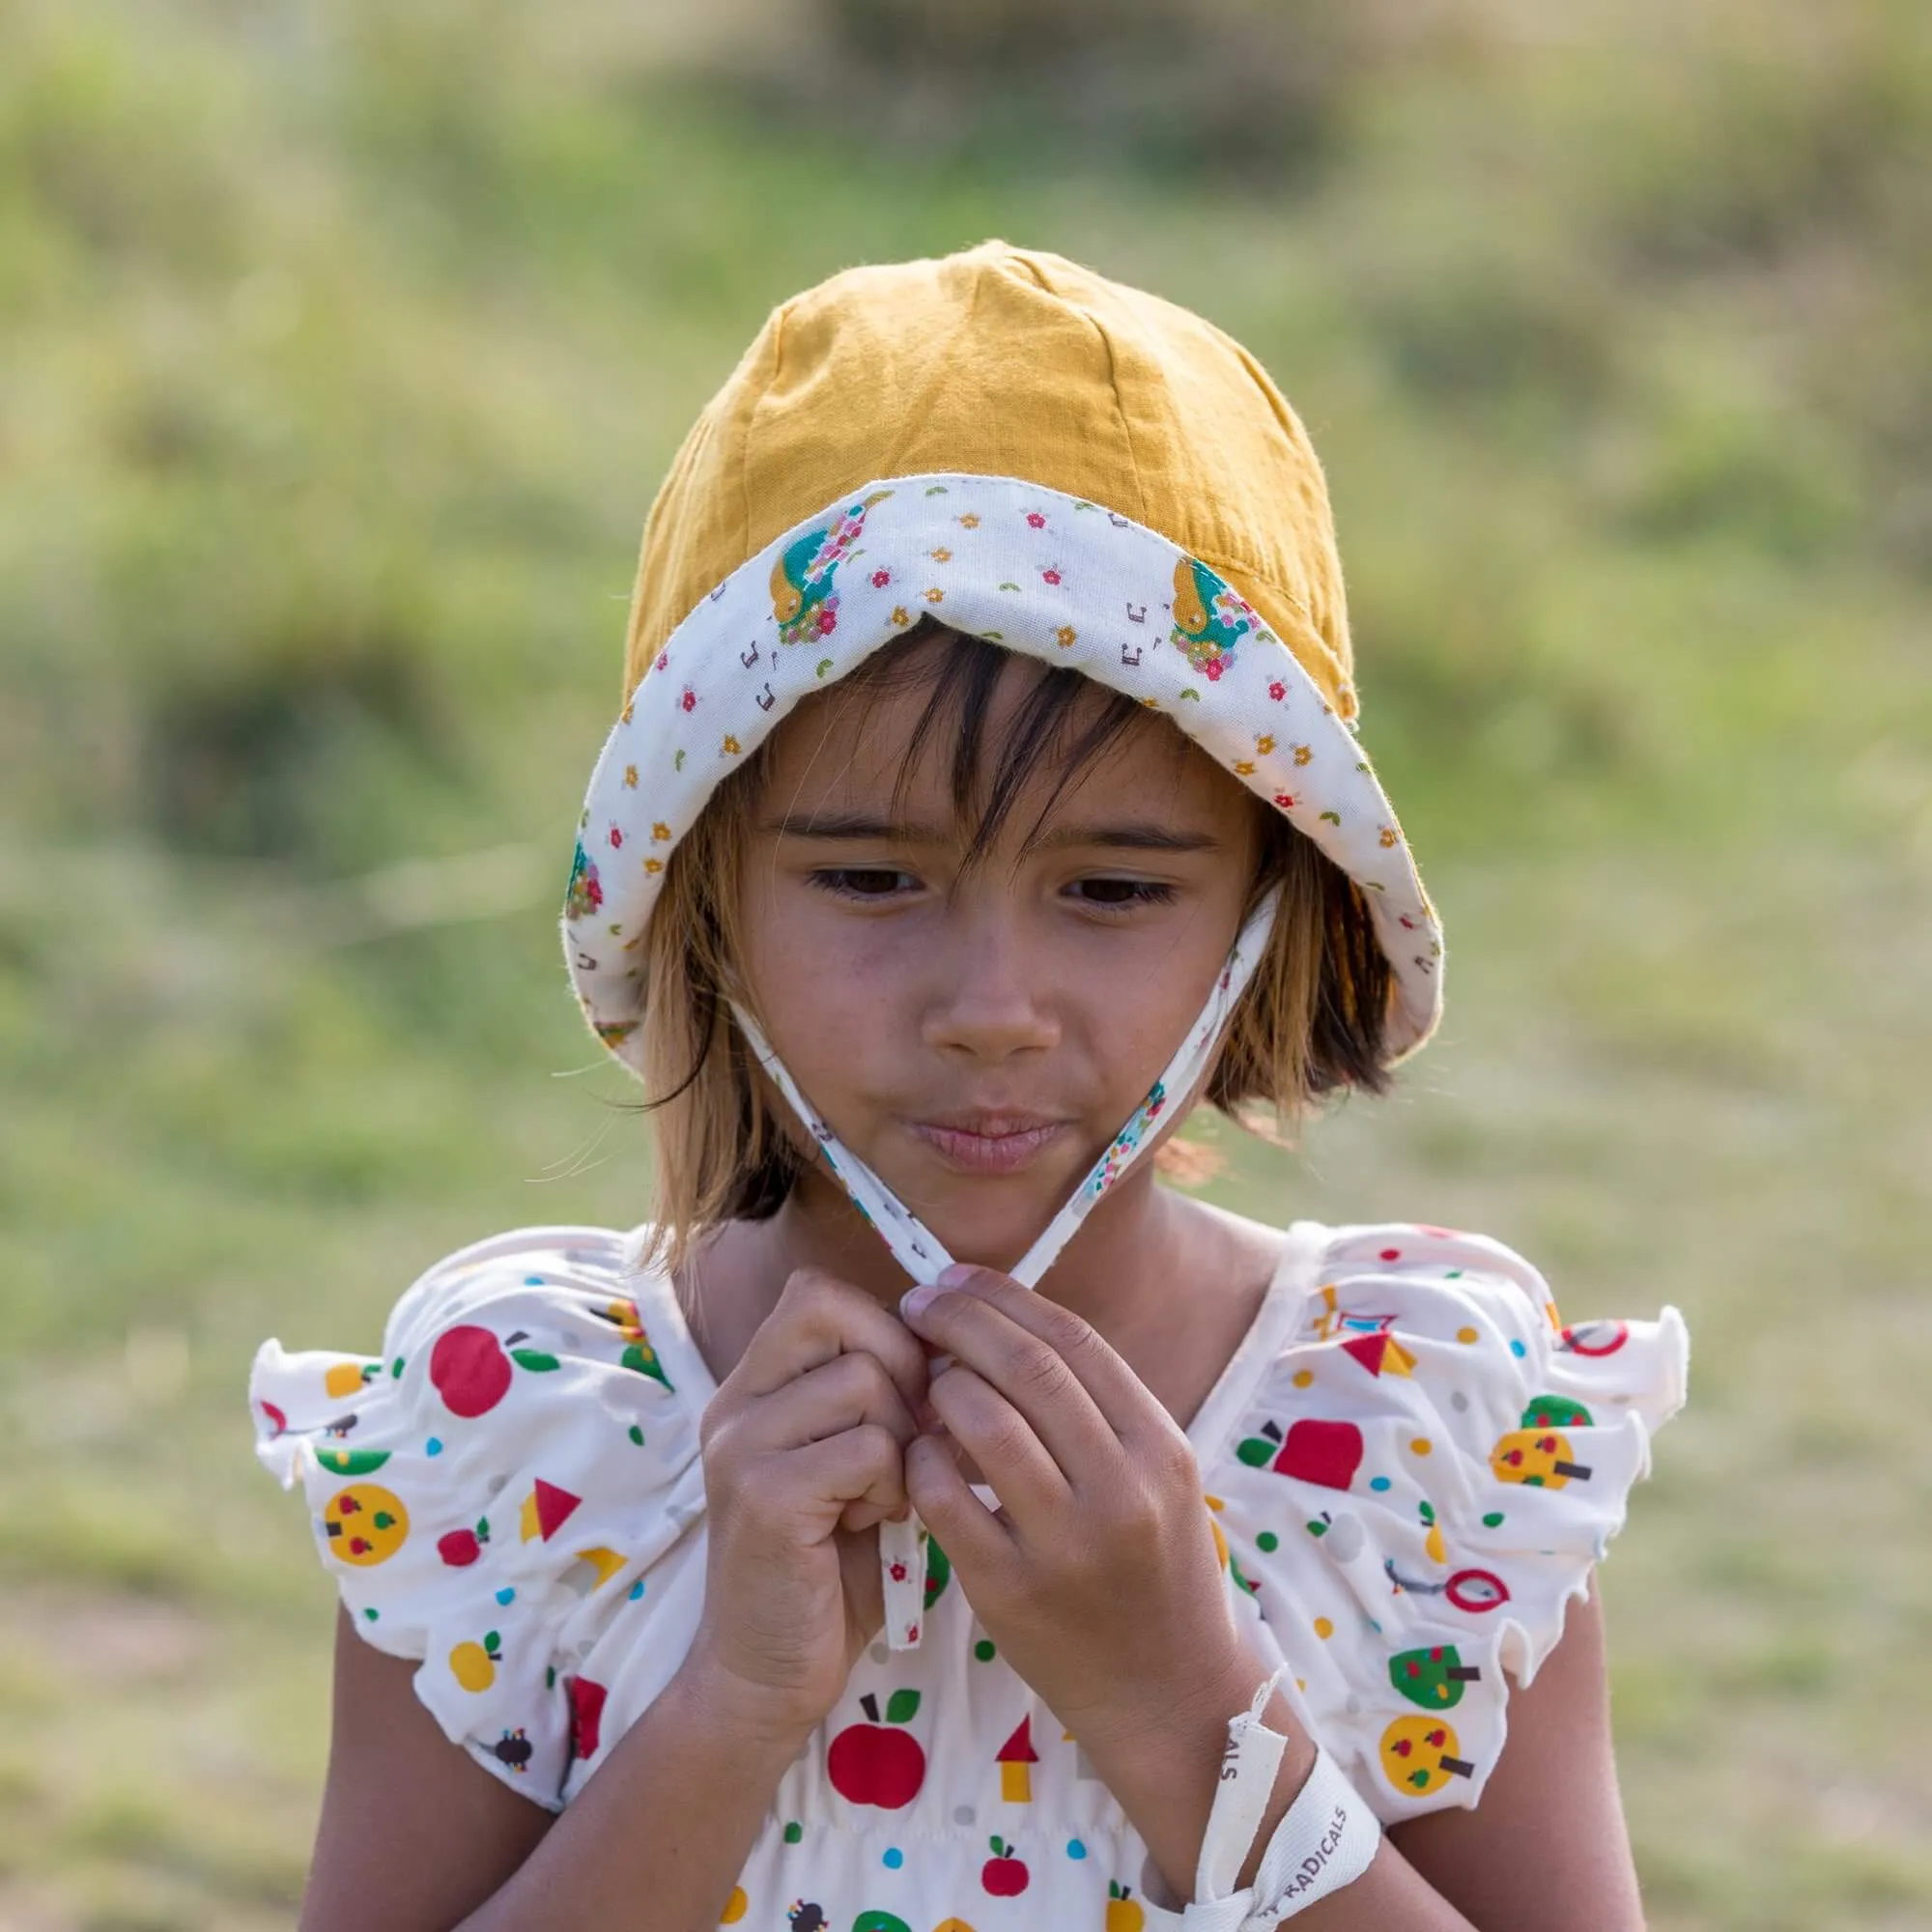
left=997, top=1716, right=1037, bottom=1764
left=532, top=1478, right=582, bottom=1541
left=1342, top=1333, right=1392, bottom=1376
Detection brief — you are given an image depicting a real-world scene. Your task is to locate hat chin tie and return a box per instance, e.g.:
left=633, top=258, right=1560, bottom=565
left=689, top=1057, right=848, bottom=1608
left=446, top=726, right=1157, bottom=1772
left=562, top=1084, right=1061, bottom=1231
left=726, top=884, right=1282, bottom=1650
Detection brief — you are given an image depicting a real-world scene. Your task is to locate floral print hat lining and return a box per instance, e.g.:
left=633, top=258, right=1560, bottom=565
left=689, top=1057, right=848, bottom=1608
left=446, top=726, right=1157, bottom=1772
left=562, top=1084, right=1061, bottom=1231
left=561, top=242, right=1446, bottom=1645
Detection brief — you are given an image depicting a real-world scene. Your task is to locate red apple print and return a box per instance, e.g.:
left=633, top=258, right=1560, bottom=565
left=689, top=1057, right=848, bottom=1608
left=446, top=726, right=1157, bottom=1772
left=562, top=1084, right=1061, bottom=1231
left=439, top=1526, right=482, bottom=1567
left=430, top=1325, right=513, bottom=1418
left=982, top=1836, right=1030, bottom=1896
left=565, top=1675, right=608, bottom=1759
left=827, top=1690, right=926, bottom=1809
left=1275, top=1418, right=1365, bottom=1491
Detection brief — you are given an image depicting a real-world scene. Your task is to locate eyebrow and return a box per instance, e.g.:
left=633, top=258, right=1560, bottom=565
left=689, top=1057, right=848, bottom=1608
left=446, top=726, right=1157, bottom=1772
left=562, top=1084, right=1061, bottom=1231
left=764, top=811, right=1222, bottom=854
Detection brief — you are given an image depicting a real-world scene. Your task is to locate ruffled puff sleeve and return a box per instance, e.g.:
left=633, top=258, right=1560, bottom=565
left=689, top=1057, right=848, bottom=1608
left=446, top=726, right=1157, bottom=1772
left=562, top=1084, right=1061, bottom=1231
left=1211, top=1222, right=1690, bottom=1828
left=247, top=1225, right=708, bottom=1811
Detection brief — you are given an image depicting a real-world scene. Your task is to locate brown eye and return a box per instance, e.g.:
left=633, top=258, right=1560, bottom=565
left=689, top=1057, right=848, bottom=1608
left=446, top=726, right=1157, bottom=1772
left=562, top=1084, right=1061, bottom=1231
left=1071, top=878, right=1176, bottom=909
left=810, top=868, right=915, bottom=899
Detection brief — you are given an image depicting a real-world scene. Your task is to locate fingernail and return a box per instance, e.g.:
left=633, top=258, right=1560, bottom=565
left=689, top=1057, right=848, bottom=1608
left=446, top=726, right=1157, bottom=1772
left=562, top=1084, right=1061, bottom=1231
left=899, top=1281, right=942, bottom=1321
left=936, top=1263, right=977, bottom=1290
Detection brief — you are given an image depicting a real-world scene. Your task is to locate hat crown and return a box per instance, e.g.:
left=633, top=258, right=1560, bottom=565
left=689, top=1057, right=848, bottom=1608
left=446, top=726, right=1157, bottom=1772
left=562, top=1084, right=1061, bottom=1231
left=621, top=241, right=1355, bottom=716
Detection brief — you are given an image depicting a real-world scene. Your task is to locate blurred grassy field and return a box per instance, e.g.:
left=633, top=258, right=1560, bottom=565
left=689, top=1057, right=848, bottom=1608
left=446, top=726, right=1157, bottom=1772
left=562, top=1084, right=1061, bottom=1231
left=3, top=1, right=1929, bottom=1926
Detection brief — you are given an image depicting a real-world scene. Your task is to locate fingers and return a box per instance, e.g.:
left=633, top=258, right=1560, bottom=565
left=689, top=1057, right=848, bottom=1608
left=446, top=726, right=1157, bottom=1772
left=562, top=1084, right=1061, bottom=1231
left=901, top=1269, right=1133, bottom=1485
left=724, top=1266, right=930, bottom=1419
left=922, top=1360, right=1072, bottom=1520
left=790, top=1428, right=911, bottom=1536
left=713, top=1418, right=909, bottom=1539
left=730, top=1349, right=921, bottom=1461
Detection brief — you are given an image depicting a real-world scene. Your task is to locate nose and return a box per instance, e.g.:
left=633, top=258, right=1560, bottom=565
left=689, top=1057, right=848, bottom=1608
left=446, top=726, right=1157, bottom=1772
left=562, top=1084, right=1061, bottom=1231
left=921, top=904, right=1060, bottom=1064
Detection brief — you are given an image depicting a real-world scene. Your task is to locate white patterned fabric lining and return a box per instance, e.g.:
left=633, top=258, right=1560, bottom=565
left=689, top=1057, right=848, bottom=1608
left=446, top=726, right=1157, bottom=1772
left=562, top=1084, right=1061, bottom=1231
left=561, top=473, right=1443, bottom=1068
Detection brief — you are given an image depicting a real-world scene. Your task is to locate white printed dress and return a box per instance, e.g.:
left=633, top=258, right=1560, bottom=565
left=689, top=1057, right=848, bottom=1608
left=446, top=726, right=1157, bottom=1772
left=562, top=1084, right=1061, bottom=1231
left=249, top=1219, right=1689, bottom=1930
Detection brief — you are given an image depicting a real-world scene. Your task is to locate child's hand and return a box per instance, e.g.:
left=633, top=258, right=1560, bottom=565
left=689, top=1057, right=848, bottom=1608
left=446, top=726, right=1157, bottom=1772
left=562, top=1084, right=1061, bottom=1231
left=685, top=1267, right=931, bottom=1740
left=899, top=1267, right=1253, bottom=1761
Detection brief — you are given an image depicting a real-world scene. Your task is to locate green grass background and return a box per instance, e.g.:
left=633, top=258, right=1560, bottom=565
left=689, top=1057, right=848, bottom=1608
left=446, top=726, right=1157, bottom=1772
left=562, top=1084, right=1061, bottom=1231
left=2, top=1, right=1928, bottom=1925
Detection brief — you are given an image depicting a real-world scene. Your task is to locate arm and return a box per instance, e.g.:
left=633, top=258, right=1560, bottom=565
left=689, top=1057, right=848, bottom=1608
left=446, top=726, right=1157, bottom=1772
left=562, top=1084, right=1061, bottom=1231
left=299, top=1605, right=814, bottom=1932
left=1086, top=1576, right=1645, bottom=1931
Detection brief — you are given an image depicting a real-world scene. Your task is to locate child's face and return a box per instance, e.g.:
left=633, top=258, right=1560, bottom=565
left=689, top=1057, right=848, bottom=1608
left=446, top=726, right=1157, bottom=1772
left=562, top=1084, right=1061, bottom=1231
left=737, top=639, right=1264, bottom=1269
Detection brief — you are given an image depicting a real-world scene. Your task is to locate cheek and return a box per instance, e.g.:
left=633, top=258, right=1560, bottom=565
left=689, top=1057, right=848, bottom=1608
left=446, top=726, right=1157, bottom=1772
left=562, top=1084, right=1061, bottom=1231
left=739, top=889, right=912, bottom=1094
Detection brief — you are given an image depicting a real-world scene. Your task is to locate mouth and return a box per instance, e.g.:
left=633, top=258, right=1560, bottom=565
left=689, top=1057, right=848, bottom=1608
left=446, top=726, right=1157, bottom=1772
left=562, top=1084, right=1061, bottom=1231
left=902, top=1111, right=1074, bottom=1176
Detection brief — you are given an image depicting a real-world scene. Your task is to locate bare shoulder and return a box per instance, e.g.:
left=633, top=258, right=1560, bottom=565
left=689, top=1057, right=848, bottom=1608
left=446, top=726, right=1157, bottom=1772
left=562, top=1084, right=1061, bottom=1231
left=1385, top=1574, right=1649, bottom=1931
left=298, top=1606, right=554, bottom=1932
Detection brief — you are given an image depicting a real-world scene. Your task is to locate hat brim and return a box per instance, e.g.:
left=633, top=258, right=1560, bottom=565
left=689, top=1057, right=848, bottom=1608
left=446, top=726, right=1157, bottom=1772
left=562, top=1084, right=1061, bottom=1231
left=563, top=472, right=1443, bottom=1068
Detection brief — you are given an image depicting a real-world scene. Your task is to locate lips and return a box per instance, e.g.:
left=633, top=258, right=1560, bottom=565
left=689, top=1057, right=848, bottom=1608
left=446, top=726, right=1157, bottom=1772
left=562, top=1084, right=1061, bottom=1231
left=919, top=1109, right=1065, bottom=1136
left=903, top=1110, right=1073, bottom=1176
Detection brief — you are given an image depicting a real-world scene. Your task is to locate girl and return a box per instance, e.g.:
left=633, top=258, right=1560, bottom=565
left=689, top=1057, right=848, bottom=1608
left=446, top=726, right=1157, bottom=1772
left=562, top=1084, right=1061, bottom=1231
left=251, top=241, right=1690, bottom=1931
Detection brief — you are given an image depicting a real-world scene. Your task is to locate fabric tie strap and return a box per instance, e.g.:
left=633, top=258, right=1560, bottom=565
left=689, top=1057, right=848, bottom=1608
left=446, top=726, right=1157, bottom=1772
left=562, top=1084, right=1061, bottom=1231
left=1139, top=1665, right=1383, bottom=1929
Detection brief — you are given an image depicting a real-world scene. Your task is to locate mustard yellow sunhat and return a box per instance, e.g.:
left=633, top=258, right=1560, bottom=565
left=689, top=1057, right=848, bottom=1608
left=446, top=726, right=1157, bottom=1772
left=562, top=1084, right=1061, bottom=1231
left=563, top=240, right=1443, bottom=1071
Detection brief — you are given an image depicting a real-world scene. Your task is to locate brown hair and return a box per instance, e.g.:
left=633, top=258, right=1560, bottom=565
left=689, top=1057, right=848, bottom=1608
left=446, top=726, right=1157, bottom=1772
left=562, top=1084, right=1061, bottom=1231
left=630, top=621, right=1396, bottom=1272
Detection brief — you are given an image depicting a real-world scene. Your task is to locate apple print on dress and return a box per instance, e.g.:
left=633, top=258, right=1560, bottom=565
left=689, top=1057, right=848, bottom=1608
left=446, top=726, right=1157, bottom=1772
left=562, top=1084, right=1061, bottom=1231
left=491, top=1727, right=532, bottom=1774
left=438, top=1515, right=492, bottom=1567
left=322, top=1483, right=409, bottom=1564
left=449, top=1630, right=502, bottom=1691
left=827, top=1690, right=926, bottom=1808
left=784, top=1899, right=827, bottom=1930
left=428, top=1325, right=561, bottom=1419
left=981, top=1835, right=1029, bottom=1897
left=1388, top=1644, right=1482, bottom=1711
left=1236, top=1416, right=1365, bottom=1491
left=1491, top=1396, right=1595, bottom=1490
left=1106, top=1881, right=1147, bottom=1930
left=1378, top=1713, right=1477, bottom=1800
left=852, top=1914, right=915, bottom=1932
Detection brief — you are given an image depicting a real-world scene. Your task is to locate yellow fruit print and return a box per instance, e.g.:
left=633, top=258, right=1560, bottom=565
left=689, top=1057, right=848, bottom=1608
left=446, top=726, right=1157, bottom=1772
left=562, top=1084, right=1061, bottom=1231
left=450, top=1631, right=503, bottom=1692
left=1492, top=1425, right=1590, bottom=1489
left=323, top=1483, right=409, bottom=1565
left=718, top=1883, right=748, bottom=1922
left=933, top=1921, right=980, bottom=1932
left=1106, top=1882, right=1145, bottom=1930
left=324, top=1359, right=372, bottom=1399
left=1379, top=1713, right=1476, bottom=1800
